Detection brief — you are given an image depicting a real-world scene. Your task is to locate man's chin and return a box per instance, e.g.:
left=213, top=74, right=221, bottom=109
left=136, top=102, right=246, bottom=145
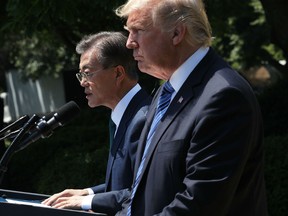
left=87, top=101, right=98, bottom=108
left=138, top=62, right=151, bottom=74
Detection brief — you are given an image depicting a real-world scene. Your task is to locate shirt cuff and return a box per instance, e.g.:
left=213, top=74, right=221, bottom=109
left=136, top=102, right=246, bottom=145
left=81, top=194, right=94, bottom=210
left=85, top=188, right=94, bottom=195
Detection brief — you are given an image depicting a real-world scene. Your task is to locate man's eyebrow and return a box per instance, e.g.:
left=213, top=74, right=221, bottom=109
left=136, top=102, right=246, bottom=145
left=79, top=65, right=91, bottom=72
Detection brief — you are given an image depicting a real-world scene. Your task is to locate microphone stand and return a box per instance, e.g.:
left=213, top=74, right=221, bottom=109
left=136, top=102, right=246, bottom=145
left=0, top=115, right=39, bottom=186
left=0, top=115, right=29, bottom=137
left=0, top=130, right=20, bottom=141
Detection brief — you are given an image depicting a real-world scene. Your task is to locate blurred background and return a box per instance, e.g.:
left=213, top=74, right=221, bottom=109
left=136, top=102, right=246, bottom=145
left=0, top=0, right=287, bottom=215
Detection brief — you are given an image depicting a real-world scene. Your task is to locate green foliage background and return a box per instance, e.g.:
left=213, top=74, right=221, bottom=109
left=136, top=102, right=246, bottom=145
left=264, top=135, right=288, bottom=216
left=0, top=0, right=286, bottom=81
left=257, top=80, right=288, bottom=215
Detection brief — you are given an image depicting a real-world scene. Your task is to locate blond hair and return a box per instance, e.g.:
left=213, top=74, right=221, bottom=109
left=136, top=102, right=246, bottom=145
left=115, top=0, right=212, bottom=47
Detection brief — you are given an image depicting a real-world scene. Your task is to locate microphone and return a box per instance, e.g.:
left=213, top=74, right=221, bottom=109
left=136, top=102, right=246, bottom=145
left=16, top=101, right=80, bottom=151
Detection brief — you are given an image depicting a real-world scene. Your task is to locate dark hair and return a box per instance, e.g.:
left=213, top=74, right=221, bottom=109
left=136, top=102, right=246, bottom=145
left=76, top=31, right=138, bottom=80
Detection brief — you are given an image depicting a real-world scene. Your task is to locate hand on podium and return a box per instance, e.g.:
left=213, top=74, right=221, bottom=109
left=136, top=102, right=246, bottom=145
left=42, top=189, right=89, bottom=209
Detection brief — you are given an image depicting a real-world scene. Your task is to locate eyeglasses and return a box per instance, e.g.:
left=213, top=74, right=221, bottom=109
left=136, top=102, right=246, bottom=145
left=76, top=68, right=104, bottom=83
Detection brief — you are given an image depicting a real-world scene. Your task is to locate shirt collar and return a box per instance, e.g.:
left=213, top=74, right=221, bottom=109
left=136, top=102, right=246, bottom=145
left=111, top=83, right=141, bottom=128
left=169, top=47, right=209, bottom=96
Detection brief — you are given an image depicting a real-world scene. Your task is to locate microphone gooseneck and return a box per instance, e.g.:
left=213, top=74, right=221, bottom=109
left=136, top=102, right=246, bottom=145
left=17, top=101, right=80, bottom=151
left=0, top=101, right=81, bottom=186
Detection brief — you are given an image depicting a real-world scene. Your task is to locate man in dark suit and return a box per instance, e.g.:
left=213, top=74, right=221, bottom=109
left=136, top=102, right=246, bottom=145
left=42, top=31, right=151, bottom=212
left=110, top=0, right=269, bottom=215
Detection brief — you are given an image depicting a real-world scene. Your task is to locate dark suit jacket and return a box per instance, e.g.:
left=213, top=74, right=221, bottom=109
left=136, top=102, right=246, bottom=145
left=122, top=48, right=268, bottom=216
left=90, top=88, right=151, bottom=212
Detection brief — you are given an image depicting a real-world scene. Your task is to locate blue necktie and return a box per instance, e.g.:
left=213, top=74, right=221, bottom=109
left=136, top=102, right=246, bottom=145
left=127, top=81, right=174, bottom=216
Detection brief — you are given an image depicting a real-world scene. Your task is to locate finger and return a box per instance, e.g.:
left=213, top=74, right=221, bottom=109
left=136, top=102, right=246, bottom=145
left=55, top=196, right=83, bottom=210
left=42, top=193, right=62, bottom=206
left=52, top=199, right=80, bottom=210
left=52, top=201, right=67, bottom=209
left=42, top=189, right=74, bottom=206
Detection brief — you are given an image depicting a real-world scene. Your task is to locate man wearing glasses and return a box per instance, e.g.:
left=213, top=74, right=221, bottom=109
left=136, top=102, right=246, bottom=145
left=42, top=31, right=151, bottom=214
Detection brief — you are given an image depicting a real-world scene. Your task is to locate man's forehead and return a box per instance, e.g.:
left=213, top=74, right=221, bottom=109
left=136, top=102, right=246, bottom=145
left=79, top=51, right=98, bottom=68
left=126, top=9, right=153, bottom=28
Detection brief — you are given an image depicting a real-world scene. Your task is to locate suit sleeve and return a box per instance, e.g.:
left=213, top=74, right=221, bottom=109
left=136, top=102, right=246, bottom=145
left=91, top=189, right=130, bottom=215
left=155, top=88, right=259, bottom=215
left=91, top=183, right=105, bottom=194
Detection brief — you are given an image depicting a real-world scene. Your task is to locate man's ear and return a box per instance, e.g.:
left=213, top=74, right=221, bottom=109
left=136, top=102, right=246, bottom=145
left=172, top=23, right=186, bottom=45
left=114, top=65, right=125, bottom=83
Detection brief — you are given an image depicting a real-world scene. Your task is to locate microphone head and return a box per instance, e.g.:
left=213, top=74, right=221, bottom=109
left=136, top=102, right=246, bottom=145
left=53, top=101, right=80, bottom=125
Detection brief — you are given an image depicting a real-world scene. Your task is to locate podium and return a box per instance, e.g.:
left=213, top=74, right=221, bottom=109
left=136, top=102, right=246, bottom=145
left=0, top=189, right=105, bottom=216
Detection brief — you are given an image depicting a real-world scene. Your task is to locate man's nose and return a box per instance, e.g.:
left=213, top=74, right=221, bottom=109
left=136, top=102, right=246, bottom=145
left=126, top=34, right=138, bottom=49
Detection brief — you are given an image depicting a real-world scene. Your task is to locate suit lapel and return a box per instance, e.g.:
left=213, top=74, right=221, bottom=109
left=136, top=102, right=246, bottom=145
left=105, top=119, right=126, bottom=190
left=133, top=89, right=160, bottom=171
left=138, top=85, right=195, bottom=176
left=105, top=89, right=149, bottom=190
